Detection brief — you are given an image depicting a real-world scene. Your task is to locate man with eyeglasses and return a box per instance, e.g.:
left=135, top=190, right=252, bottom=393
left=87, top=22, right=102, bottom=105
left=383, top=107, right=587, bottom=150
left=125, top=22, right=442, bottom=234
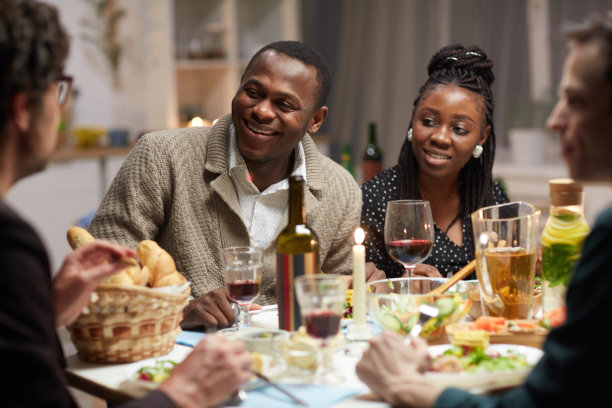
left=0, top=1, right=252, bottom=407
left=56, top=75, right=73, bottom=107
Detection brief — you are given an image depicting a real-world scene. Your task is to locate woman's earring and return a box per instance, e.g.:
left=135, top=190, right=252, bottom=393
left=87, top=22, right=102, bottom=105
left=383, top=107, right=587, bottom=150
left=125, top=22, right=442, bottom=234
left=472, top=145, right=483, bottom=158
left=407, top=128, right=413, bottom=142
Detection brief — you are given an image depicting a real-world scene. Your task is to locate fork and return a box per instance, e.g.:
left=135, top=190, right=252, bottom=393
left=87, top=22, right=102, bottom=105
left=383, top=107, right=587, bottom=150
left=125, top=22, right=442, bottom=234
left=408, top=303, right=440, bottom=338
left=249, top=369, right=309, bottom=406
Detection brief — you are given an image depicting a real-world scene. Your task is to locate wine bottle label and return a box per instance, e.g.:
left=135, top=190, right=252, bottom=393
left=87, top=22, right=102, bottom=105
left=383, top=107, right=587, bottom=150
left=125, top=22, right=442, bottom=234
left=276, top=252, right=317, bottom=331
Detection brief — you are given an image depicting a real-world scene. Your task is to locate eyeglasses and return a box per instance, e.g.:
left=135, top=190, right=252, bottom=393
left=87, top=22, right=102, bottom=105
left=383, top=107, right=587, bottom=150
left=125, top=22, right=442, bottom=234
left=56, top=75, right=73, bottom=106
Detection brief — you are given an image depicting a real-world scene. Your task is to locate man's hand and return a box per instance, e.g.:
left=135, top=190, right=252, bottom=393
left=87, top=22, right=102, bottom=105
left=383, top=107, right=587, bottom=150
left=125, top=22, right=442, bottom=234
left=52, top=241, right=137, bottom=327
left=356, top=332, right=443, bottom=407
left=160, top=335, right=252, bottom=408
left=182, top=287, right=236, bottom=329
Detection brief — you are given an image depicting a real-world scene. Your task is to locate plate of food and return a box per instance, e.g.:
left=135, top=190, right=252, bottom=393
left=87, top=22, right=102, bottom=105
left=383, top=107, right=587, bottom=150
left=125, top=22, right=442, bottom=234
left=446, top=316, right=549, bottom=348
left=426, top=329, right=543, bottom=393
left=120, top=358, right=181, bottom=397
left=120, top=351, right=277, bottom=397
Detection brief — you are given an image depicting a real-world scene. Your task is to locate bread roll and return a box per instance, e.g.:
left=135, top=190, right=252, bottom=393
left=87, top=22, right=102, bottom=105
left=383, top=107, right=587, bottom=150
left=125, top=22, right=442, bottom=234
left=67, top=227, right=149, bottom=286
left=102, top=270, right=134, bottom=285
left=137, top=240, right=187, bottom=287
left=67, top=226, right=95, bottom=249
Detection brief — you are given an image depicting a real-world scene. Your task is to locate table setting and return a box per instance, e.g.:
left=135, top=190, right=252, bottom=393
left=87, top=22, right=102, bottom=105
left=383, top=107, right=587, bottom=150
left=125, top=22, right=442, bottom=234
left=64, top=200, right=553, bottom=407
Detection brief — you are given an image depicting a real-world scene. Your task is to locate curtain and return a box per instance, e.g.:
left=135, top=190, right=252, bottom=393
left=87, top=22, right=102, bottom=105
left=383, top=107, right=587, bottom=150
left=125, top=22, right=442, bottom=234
left=301, top=0, right=612, bottom=173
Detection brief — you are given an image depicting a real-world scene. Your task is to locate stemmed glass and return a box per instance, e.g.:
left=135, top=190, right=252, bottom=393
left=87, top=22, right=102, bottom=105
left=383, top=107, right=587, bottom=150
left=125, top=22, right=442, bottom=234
left=294, top=274, right=347, bottom=384
left=384, top=200, right=434, bottom=277
left=223, top=246, right=263, bottom=329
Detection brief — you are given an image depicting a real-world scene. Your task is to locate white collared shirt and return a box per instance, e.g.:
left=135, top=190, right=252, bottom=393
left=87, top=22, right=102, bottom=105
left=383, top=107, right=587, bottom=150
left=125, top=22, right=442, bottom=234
left=228, top=124, right=307, bottom=248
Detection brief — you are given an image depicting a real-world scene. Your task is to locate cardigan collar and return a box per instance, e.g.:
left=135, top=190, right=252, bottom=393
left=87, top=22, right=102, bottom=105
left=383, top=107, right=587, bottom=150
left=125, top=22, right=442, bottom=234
left=204, top=114, right=326, bottom=192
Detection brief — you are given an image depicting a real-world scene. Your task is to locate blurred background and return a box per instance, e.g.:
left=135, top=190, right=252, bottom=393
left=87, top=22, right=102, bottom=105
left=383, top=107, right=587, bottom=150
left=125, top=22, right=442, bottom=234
left=7, top=0, right=612, bottom=275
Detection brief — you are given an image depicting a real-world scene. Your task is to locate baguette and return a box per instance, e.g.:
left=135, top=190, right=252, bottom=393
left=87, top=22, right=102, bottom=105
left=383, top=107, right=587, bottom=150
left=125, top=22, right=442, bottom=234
left=66, top=226, right=149, bottom=286
left=101, top=257, right=150, bottom=286
left=67, top=226, right=95, bottom=249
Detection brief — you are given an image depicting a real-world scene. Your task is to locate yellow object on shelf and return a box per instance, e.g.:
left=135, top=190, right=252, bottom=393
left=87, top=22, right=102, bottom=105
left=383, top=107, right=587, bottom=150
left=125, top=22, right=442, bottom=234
left=73, top=127, right=107, bottom=148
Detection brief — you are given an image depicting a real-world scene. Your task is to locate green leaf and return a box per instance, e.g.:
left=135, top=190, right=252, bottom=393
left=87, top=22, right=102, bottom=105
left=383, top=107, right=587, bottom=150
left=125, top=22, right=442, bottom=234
left=542, top=243, right=581, bottom=287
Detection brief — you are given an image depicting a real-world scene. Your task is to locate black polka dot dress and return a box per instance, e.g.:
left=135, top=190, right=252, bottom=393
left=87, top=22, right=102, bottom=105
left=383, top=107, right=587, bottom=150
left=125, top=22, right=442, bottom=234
left=361, top=166, right=509, bottom=279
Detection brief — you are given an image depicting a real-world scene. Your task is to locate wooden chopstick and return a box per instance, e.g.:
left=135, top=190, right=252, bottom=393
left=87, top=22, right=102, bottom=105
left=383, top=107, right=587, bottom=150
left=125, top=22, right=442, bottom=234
left=426, top=259, right=476, bottom=296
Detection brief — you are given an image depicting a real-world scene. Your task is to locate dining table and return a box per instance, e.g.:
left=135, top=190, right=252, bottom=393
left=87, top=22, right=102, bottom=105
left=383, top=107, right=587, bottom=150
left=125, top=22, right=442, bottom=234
left=63, top=305, right=545, bottom=407
left=63, top=306, right=389, bottom=408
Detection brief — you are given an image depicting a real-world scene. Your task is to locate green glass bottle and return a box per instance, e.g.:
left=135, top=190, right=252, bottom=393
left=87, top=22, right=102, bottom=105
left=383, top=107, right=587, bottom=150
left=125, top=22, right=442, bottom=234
left=362, top=122, right=383, bottom=183
left=276, top=175, right=320, bottom=331
left=541, top=178, right=590, bottom=314
left=340, top=143, right=356, bottom=178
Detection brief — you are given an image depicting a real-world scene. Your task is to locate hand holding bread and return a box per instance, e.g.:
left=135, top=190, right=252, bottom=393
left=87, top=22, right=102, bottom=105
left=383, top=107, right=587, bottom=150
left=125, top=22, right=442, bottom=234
left=65, top=227, right=186, bottom=288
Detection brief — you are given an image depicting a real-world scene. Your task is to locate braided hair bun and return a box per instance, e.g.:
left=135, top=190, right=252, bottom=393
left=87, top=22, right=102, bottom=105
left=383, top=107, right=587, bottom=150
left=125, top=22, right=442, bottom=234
left=427, top=44, right=494, bottom=87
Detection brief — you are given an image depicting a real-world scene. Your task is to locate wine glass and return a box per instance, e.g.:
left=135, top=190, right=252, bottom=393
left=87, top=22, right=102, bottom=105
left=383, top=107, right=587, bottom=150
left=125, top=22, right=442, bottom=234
left=223, top=246, right=263, bottom=329
left=384, top=200, right=434, bottom=277
left=294, top=274, right=347, bottom=384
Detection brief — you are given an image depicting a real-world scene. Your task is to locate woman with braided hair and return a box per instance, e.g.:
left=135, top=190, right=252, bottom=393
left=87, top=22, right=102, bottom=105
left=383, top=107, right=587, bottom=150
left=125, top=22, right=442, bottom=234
left=361, top=44, right=509, bottom=279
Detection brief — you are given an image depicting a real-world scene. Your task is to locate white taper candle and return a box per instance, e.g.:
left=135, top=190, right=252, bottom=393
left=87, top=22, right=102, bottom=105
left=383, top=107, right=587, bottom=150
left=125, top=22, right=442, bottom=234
left=352, top=227, right=366, bottom=326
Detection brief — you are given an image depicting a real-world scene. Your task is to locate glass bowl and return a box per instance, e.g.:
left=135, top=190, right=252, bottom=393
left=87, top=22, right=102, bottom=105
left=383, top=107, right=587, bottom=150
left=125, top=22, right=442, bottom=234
left=366, top=277, right=477, bottom=342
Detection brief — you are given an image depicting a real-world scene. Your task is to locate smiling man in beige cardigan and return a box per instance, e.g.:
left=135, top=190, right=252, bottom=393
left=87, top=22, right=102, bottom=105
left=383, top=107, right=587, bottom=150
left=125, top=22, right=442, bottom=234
left=89, top=41, right=362, bottom=330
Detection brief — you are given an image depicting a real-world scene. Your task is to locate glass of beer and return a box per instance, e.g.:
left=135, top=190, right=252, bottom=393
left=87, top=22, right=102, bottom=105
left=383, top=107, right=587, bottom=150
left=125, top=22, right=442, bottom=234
left=471, top=202, right=541, bottom=319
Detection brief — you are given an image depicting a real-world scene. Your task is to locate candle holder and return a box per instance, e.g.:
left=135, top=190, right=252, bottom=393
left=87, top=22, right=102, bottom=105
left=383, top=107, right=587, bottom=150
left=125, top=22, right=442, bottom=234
left=346, top=321, right=372, bottom=341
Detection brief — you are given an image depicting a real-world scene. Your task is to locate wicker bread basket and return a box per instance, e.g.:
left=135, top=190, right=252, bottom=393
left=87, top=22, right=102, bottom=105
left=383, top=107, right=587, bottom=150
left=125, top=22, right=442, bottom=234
left=68, top=283, right=190, bottom=363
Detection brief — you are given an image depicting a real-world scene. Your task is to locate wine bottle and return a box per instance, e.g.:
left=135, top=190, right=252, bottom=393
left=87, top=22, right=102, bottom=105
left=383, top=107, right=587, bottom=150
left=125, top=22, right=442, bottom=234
left=276, top=175, right=320, bottom=331
left=340, top=143, right=356, bottom=178
left=362, top=122, right=383, bottom=183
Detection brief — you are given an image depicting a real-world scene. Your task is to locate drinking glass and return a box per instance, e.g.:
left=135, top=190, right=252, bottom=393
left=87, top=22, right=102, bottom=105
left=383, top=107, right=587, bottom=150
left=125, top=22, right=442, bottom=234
left=294, top=274, right=347, bottom=384
left=471, top=201, right=541, bottom=319
left=384, top=200, right=434, bottom=276
left=223, top=246, right=263, bottom=329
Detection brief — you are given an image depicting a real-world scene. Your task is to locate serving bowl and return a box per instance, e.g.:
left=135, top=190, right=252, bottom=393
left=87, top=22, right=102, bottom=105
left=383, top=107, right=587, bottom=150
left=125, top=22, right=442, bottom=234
left=366, top=277, right=477, bottom=342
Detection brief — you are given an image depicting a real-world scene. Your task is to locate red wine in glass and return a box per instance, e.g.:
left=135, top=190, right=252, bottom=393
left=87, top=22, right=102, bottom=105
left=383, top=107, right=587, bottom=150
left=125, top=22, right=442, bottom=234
left=226, top=279, right=260, bottom=303
left=304, top=310, right=341, bottom=339
left=386, top=239, right=433, bottom=266
left=384, top=200, right=435, bottom=275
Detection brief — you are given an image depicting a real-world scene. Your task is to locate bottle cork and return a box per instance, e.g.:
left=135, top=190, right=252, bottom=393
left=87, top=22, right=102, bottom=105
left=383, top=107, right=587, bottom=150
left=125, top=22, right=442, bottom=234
left=549, top=178, right=584, bottom=206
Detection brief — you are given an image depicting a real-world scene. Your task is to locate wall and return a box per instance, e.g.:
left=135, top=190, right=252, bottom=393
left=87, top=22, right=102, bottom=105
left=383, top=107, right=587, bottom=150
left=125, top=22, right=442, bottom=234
left=45, top=0, right=177, bottom=137
left=6, top=0, right=177, bottom=273
left=7, top=156, right=129, bottom=274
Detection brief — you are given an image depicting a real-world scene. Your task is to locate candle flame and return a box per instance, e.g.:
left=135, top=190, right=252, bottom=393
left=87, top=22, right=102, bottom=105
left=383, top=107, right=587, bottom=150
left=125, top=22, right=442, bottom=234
left=354, top=227, right=365, bottom=245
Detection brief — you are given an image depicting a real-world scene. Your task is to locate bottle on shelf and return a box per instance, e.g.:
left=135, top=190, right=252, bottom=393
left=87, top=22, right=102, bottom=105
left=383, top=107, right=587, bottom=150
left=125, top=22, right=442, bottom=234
left=541, top=178, right=590, bottom=314
left=362, top=122, right=383, bottom=183
left=340, top=143, right=355, bottom=178
left=276, top=175, right=320, bottom=331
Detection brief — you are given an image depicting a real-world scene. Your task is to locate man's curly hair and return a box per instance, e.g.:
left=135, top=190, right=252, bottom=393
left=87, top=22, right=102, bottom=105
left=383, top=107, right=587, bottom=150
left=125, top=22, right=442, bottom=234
left=0, top=0, right=69, bottom=130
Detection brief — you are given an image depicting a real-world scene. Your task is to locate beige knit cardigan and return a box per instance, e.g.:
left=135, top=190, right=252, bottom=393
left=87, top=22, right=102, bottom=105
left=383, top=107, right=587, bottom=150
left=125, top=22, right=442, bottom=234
left=89, top=115, right=362, bottom=304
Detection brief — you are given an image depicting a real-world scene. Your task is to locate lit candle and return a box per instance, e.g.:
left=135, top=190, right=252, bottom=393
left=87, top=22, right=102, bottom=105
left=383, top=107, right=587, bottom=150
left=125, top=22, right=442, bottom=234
left=352, top=227, right=366, bottom=326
